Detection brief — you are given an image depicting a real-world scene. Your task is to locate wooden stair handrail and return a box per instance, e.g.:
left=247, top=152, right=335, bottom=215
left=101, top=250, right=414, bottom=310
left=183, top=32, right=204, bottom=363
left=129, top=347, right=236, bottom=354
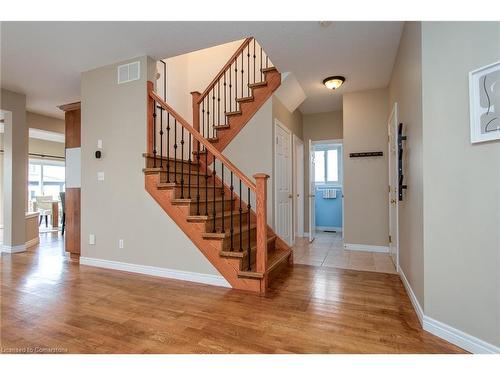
left=149, top=88, right=257, bottom=191
left=197, top=37, right=254, bottom=104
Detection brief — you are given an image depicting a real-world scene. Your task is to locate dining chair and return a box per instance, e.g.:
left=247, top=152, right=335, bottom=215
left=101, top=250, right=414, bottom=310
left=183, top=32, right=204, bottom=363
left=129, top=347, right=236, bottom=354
left=59, top=192, right=66, bottom=235
left=35, top=196, right=53, bottom=227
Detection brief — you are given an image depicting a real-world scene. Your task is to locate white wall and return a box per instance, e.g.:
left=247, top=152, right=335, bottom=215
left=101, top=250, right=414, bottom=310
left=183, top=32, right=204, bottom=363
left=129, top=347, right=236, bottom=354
left=388, top=21, right=425, bottom=307
left=422, top=21, right=500, bottom=348
left=161, top=39, right=244, bottom=122
left=81, top=55, right=221, bottom=277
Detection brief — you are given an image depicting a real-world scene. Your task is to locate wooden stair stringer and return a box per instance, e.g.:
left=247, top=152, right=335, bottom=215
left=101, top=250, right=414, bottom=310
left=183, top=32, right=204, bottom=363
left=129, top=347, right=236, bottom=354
left=144, top=172, right=261, bottom=292
left=213, top=69, right=281, bottom=153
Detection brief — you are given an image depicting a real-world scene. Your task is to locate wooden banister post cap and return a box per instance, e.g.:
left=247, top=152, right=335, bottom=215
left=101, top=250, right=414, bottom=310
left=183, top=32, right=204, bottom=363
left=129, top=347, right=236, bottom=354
left=253, top=173, right=270, bottom=180
left=190, top=91, right=202, bottom=96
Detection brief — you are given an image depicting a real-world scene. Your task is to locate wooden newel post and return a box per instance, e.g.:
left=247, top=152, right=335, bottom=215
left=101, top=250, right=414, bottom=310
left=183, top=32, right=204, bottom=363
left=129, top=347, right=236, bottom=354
left=147, top=81, right=154, bottom=154
left=191, top=91, right=201, bottom=153
left=253, top=173, right=269, bottom=292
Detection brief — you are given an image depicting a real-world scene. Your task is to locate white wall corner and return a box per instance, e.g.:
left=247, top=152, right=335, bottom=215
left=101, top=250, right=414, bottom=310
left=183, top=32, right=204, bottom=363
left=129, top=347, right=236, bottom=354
left=274, top=72, right=306, bottom=113
left=399, top=268, right=500, bottom=354
left=1, top=244, right=27, bottom=253
left=79, top=257, right=231, bottom=288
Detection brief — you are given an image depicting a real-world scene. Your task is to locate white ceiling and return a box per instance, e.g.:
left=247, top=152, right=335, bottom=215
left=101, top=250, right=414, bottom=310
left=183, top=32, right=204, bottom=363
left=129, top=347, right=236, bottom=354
left=1, top=21, right=403, bottom=118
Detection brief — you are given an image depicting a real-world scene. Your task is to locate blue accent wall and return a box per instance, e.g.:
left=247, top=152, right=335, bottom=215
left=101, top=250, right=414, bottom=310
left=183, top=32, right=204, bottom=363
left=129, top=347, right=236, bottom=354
left=315, top=186, right=343, bottom=228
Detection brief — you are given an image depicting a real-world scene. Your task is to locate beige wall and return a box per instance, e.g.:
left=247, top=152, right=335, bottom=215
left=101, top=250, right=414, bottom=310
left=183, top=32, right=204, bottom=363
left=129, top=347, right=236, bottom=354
left=163, top=39, right=244, bottom=122
left=1, top=89, right=27, bottom=248
left=343, top=88, right=389, bottom=247
left=388, top=22, right=424, bottom=307
left=272, top=96, right=303, bottom=140
left=422, top=22, right=500, bottom=347
left=27, top=111, right=65, bottom=133
left=302, top=110, right=343, bottom=232
left=81, top=56, right=221, bottom=276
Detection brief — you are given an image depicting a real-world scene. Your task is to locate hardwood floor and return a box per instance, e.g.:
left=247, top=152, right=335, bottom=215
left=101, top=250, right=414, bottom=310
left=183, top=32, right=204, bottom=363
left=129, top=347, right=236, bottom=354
left=0, top=233, right=465, bottom=354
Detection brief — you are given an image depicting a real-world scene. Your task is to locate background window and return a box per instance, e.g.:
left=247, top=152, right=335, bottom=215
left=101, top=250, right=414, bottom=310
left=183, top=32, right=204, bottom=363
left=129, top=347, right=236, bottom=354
left=314, top=144, right=342, bottom=185
left=28, top=160, right=65, bottom=201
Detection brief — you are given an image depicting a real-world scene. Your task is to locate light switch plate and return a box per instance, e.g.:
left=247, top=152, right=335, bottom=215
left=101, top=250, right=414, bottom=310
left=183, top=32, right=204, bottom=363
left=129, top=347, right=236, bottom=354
left=89, top=234, right=95, bottom=245
left=97, top=139, right=103, bottom=149
left=97, top=171, right=105, bottom=181
left=119, top=239, right=124, bottom=249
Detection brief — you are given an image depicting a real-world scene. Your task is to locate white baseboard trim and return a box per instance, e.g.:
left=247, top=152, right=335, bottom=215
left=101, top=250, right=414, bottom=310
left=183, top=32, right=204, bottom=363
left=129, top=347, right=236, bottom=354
left=399, top=268, right=500, bottom=354
left=79, top=257, right=231, bottom=288
left=343, top=243, right=389, bottom=253
left=399, top=268, right=424, bottom=324
left=316, top=226, right=342, bottom=232
left=1, top=243, right=27, bottom=253
left=25, top=237, right=40, bottom=249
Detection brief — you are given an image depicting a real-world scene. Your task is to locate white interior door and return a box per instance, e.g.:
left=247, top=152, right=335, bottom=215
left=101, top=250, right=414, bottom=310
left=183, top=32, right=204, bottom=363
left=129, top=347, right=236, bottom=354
left=388, top=103, right=399, bottom=271
left=275, top=120, right=293, bottom=245
left=308, top=140, right=316, bottom=242
left=294, top=137, right=304, bottom=238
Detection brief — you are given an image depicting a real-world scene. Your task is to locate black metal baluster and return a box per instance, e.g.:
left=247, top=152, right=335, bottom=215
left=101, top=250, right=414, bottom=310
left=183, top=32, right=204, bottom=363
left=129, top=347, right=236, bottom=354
left=229, top=63, right=233, bottom=112
left=241, top=52, right=244, bottom=98
left=217, top=80, right=220, bottom=134
left=247, top=188, right=251, bottom=270
left=196, top=140, right=201, bottom=215
left=212, top=89, right=215, bottom=139
left=159, top=107, right=163, bottom=168
left=166, top=114, right=170, bottom=182
left=235, top=57, right=238, bottom=102
left=230, top=172, right=234, bottom=251
left=188, top=133, right=192, bottom=199
left=221, top=164, right=225, bottom=233
left=173, top=119, right=178, bottom=183
left=247, top=44, right=250, bottom=97
left=202, top=99, right=205, bottom=139
left=260, top=44, right=263, bottom=82
left=152, top=100, right=157, bottom=167
left=204, top=149, right=208, bottom=216
left=180, top=126, right=185, bottom=198
left=212, top=159, right=216, bottom=233
left=223, top=71, right=227, bottom=125
left=253, top=39, right=256, bottom=85
left=206, top=97, right=210, bottom=145
left=239, top=180, right=242, bottom=252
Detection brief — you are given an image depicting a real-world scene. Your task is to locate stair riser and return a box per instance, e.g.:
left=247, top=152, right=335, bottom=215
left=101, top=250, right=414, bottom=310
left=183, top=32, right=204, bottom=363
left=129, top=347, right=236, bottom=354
left=159, top=171, right=215, bottom=185
left=188, top=200, right=234, bottom=216
left=221, top=227, right=257, bottom=251
left=174, top=186, right=224, bottom=199
left=203, top=212, right=253, bottom=233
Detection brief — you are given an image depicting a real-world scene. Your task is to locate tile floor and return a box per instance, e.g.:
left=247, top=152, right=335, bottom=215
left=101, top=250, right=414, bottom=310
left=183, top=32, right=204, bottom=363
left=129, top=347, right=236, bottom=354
left=292, top=231, right=397, bottom=274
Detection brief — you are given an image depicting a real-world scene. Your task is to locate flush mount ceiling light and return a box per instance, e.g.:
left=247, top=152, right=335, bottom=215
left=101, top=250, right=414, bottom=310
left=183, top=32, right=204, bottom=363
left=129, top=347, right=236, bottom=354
left=323, top=76, right=345, bottom=90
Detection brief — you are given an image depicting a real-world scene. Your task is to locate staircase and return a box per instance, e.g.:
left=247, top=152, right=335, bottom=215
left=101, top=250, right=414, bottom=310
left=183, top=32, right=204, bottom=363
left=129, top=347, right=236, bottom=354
left=144, top=39, right=292, bottom=294
left=190, top=37, right=281, bottom=153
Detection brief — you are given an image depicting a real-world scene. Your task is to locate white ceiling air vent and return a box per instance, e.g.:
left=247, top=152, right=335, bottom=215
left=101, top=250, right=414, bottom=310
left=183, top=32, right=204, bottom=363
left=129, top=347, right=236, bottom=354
left=117, top=61, right=140, bottom=84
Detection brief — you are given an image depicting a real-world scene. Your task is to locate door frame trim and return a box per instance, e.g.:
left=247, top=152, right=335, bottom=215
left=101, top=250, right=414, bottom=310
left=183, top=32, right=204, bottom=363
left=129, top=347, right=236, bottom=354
left=292, top=134, right=304, bottom=240
left=273, top=119, right=293, bottom=246
left=388, top=102, right=399, bottom=272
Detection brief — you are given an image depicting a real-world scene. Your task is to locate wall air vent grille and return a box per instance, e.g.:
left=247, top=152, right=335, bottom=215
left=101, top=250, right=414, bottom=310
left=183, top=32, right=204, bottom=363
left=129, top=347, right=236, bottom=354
left=117, top=61, right=140, bottom=84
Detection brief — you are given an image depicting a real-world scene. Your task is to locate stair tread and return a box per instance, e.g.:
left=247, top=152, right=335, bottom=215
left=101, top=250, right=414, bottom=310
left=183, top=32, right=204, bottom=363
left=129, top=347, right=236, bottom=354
left=157, top=182, right=223, bottom=190
left=248, top=81, right=267, bottom=88
left=236, top=96, right=254, bottom=103
left=238, top=247, right=292, bottom=278
left=187, top=209, right=250, bottom=222
left=172, top=196, right=234, bottom=204
left=225, top=110, right=242, bottom=116
left=261, top=66, right=277, bottom=73
left=202, top=223, right=257, bottom=239
left=208, top=137, right=219, bottom=143
left=220, top=235, right=276, bottom=258
left=143, top=153, right=199, bottom=165
left=213, top=124, right=230, bottom=130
